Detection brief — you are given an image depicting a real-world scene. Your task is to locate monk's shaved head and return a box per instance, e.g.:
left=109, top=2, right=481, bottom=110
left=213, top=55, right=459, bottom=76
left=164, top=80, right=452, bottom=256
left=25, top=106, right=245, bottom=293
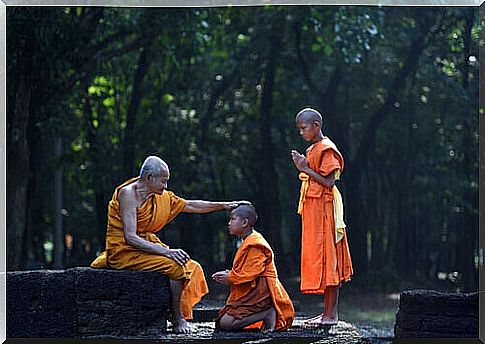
left=232, top=204, right=258, bottom=227
left=140, top=156, right=169, bottom=179
left=295, top=108, right=323, bottom=126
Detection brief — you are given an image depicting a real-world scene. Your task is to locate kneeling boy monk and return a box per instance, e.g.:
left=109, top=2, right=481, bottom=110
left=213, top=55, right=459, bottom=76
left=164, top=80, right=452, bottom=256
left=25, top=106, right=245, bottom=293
left=212, top=204, right=294, bottom=333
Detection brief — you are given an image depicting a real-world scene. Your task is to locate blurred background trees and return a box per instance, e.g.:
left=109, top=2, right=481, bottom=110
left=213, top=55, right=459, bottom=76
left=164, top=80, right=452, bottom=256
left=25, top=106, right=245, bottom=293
left=6, top=6, right=480, bottom=293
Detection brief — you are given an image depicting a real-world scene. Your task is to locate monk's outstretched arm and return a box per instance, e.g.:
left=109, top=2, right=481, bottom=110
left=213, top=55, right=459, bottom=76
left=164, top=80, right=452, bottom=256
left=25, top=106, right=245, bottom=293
left=182, top=200, right=250, bottom=213
left=118, top=187, right=189, bottom=266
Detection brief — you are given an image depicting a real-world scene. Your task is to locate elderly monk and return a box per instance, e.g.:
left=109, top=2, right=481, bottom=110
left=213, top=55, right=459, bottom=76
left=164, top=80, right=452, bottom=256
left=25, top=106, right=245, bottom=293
left=90, top=156, right=248, bottom=333
left=291, top=108, right=353, bottom=328
left=212, top=205, right=294, bottom=333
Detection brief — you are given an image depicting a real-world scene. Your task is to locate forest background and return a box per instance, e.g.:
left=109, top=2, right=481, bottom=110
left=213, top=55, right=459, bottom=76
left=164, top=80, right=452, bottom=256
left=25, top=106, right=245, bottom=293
left=6, top=6, right=480, bottom=300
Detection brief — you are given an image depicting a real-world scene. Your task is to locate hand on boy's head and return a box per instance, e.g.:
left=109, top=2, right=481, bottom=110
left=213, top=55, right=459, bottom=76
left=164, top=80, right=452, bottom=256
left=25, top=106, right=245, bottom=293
left=237, top=200, right=251, bottom=206
left=224, top=200, right=251, bottom=211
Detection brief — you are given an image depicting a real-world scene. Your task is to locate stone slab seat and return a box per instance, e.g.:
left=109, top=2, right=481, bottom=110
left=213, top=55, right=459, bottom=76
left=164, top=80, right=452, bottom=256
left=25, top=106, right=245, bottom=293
left=394, top=289, right=478, bottom=338
left=7, top=267, right=170, bottom=338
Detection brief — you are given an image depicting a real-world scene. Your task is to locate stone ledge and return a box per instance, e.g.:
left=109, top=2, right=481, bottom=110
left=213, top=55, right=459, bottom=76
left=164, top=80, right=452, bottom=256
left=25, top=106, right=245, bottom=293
left=394, top=289, right=478, bottom=338
left=7, top=267, right=170, bottom=338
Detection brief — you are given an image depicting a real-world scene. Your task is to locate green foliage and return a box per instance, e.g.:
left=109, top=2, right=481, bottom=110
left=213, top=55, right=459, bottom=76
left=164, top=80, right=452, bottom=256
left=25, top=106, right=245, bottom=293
left=7, top=6, right=479, bottom=291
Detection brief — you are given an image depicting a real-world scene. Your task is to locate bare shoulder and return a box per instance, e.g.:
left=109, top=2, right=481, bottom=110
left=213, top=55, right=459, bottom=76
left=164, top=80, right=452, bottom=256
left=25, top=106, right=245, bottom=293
left=118, top=184, right=136, bottom=205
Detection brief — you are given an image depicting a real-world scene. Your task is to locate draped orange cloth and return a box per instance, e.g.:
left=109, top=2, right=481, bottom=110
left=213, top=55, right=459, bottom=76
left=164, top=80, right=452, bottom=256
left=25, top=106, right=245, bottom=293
left=297, top=138, right=353, bottom=294
left=216, top=231, right=294, bottom=331
left=90, top=177, right=209, bottom=319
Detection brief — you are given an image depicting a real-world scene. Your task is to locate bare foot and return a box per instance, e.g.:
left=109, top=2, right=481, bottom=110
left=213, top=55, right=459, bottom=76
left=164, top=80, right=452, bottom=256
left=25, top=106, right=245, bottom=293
left=262, top=307, right=276, bottom=334
left=303, top=316, right=323, bottom=328
left=172, top=318, right=190, bottom=334
left=303, top=315, right=337, bottom=328
left=320, top=315, right=338, bottom=325
left=304, top=313, right=323, bottom=323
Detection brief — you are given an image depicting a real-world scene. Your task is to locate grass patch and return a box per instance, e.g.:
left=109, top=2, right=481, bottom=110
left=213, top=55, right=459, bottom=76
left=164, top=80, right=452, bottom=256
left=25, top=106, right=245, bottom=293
left=340, top=308, right=396, bottom=327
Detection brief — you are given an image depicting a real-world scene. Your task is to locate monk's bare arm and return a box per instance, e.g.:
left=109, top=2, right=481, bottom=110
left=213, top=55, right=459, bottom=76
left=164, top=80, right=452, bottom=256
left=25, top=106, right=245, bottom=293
left=291, top=149, right=335, bottom=188
left=118, top=187, right=190, bottom=265
left=304, top=168, right=336, bottom=188
left=182, top=200, right=249, bottom=213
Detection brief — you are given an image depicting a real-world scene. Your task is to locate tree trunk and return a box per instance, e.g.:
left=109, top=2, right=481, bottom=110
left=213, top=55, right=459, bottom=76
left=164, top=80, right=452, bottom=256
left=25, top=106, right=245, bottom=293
left=461, top=121, right=478, bottom=291
left=123, top=47, right=151, bottom=178
left=459, top=9, right=478, bottom=292
left=342, top=174, right=367, bottom=280
left=257, top=22, right=284, bottom=261
left=53, top=136, right=64, bottom=269
left=7, top=44, right=33, bottom=270
left=81, top=92, right=108, bottom=249
left=460, top=8, right=476, bottom=90
left=395, top=182, right=410, bottom=281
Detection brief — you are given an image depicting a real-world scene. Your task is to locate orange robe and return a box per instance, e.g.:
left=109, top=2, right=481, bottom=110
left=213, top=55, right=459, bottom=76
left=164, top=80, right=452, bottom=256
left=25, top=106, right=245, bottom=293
left=298, top=138, right=353, bottom=294
left=90, top=177, right=209, bottom=319
left=216, top=231, right=294, bottom=331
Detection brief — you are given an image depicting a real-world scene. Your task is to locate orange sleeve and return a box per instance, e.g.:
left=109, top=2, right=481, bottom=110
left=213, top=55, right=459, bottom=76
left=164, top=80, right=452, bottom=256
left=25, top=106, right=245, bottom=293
left=166, top=190, right=187, bottom=223
left=228, top=247, right=267, bottom=285
left=318, top=150, right=342, bottom=177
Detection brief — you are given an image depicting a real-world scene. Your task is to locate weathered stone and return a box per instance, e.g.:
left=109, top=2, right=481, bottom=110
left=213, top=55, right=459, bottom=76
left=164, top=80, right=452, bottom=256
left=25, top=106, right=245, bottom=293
left=74, top=267, right=170, bottom=338
left=394, top=289, right=478, bottom=338
left=7, top=270, right=76, bottom=337
left=7, top=267, right=170, bottom=338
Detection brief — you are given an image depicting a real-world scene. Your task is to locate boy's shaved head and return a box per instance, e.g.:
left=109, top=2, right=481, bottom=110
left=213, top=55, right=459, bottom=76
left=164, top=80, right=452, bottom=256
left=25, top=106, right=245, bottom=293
left=295, top=107, right=323, bottom=126
left=232, top=204, right=258, bottom=227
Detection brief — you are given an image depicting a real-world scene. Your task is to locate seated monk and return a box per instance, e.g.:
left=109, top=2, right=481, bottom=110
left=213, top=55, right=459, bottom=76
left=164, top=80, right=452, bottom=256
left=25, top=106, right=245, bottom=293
left=90, top=155, right=248, bottom=333
left=212, top=204, right=294, bottom=333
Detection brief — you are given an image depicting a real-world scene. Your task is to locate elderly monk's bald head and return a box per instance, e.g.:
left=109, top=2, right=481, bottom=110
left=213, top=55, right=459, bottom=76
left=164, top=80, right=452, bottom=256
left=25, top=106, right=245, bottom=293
left=295, top=107, right=323, bottom=126
left=231, top=204, right=258, bottom=227
left=140, top=156, right=169, bottom=179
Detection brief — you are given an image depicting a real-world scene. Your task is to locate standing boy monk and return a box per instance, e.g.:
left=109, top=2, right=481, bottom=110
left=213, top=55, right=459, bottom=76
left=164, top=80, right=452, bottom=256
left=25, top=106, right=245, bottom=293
left=212, top=204, right=294, bottom=333
left=291, top=108, right=353, bottom=327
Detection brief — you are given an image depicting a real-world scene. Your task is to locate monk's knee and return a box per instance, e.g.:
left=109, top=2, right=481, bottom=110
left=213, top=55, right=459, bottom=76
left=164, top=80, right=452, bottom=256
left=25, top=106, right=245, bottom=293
left=186, top=259, right=203, bottom=272
left=167, top=259, right=203, bottom=281
left=218, top=314, right=237, bottom=331
left=166, top=264, right=188, bottom=281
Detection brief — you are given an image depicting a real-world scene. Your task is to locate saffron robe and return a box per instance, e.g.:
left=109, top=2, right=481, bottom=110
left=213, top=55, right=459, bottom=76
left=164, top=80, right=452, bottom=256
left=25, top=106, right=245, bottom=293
left=90, top=177, right=209, bottom=319
left=216, top=231, right=294, bottom=331
left=298, top=138, right=353, bottom=294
